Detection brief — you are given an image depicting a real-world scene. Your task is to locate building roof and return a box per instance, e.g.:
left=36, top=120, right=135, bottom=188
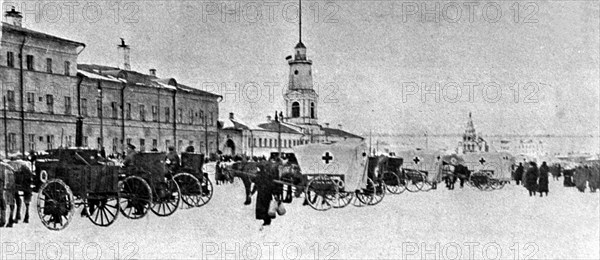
left=77, top=64, right=221, bottom=98
left=322, top=127, right=364, bottom=140
left=257, top=121, right=303, bottom=134
left=1, top=22, right=85, bottom=47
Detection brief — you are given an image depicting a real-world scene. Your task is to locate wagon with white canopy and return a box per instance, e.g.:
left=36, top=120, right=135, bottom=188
left=395, top=149, right=444, bottom=192
left=462, top=152, right=514, bottom=190
left=290, top=141, right=386, bottom=211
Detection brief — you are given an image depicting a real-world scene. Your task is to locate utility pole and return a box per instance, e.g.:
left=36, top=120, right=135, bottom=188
left=277, top=111, right=282, bottom=159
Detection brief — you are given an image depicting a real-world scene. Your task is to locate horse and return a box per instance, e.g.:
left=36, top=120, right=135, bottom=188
left=226, top=161, right=260, bottom=205
left=7, top=159, right=34, bottom=224
left=444, top=164, right=470, bottom=190
left=1, top=162, right=17, bottom=227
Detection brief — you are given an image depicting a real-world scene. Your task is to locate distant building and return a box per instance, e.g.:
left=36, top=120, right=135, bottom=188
left=457, top=113, right=489, bottom=154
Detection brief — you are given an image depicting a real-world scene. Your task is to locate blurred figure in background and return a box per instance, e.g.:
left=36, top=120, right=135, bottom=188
left=525, top=161, right=539, bottom=197
left=538, top=162, right=550, bottom=197
left=514, top=163, right=524, bottom=185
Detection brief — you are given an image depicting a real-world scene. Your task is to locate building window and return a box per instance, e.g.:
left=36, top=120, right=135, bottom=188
left=26, top=92, right=35, bottom=112
left=26, top=55, right=34, bottom=70
left=81, top=98, right=88, bottom=116
left=125, top=103, right=131, bottom=119
left=64, top=61, right=71, bottom=76
left=258, top=138, right=262, bottom=147
left=28, top=134, right=36, bottom=151
left=152, top=106, right=158, bottom=122
left=139, top=104, right=146, bottom=121
left=140, top=139, right=145, bottom=152
left=46, top=135, right=55, bottom=150
left=46, top=58, right=52, bottom=73
left=7, top=133, right=17, bottom=152
left=178, top=108, right=183, bottom=123
left=189, top=110, right=194, bottom=124
left=209, top=111, right=214, bottom=126
left=7, top=90, right=15, bottom=111
left=152, top=139, right=158, bottom=150
left=310, top=102, right=315, bottom=119
left=111, top=102, right=118, bottom=119
left=200, top=110, right=204, bottom=124
left=178, top=140, right=183, bottom=152
left=292, top=102, right=300, bottom=118
left=112, top=138, right=119, bottom=153
left=46, top=94, right=54, bottom=114
left=165, top=140, right=171, bottom=150
left=269, top=139, right=272, bottom=147
left=64, top=96, right=72, bottom=115
left=97, top=99, right=102, bottom=118
left=97, top=137, right=102, bottom=149
left=6, top=52, right=14, bottom=67
left=164, top=107, right=170, bottom=123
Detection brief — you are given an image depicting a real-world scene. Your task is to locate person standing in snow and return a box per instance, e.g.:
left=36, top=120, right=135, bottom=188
left=525, top=161, right=539, bottom=197
left=514, top=163, right=524, bottom=185
left=538, top=162, right=550, bottom=197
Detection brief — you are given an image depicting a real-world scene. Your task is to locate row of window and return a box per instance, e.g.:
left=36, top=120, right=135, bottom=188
left=6, top=133, right=214, bottom=154
left=5, top=51, right=71, bottom=75
left=252, top=138, right=306, bottom=148
left=5, top=91, right=216, bottom=125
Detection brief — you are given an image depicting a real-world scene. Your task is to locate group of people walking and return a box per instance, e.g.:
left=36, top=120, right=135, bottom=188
left=514, top=160, right=600, bottom=196
left=514, top=161, right=550, bottom=197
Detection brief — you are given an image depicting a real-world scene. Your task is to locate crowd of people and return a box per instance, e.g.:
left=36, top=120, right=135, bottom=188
left=513, top=161, right=600, bottom=196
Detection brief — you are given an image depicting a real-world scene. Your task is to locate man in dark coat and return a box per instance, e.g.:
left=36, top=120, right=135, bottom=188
left=255, top=159, right=282, bottom=227
left=538, top=162, right=550, bottom=197
left=525, top=161, right=539, bottom=196
left=574, top=166, right=588, bottom=192
left=514, top=163, right=524, bottom=185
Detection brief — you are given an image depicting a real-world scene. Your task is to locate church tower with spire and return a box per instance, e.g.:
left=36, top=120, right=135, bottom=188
left=283, top=0, right=321, bottom=138
left=458, top=112, right=489, bottom=153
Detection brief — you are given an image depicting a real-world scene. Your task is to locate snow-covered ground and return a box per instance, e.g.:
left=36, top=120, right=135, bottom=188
left=1, top=178, right=598, bottom=260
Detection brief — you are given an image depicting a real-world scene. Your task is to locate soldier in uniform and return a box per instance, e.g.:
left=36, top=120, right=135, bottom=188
left=538, top=162, right=550, bottom=197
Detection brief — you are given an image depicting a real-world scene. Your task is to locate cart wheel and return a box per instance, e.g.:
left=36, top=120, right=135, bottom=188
left=37, top=179, right=75, bottom=231
left=87, top=194, right=119, bottom=227
left=358, top=178, right=386, bottom=206
left=118, top=176, right=152, bottom=219
left=151, top=179, right=181, bottom=217
left=420, top=174, right=433, bottom=192
left=304, top=176, right=335, bottom=211
left=197, top=177, right=214, bottom=207
left=173, top=173, right=202, bottom=208
left=405, top=171, right=424, bottom=192
left=383, top=171, right=404, bottom=194
left=330, top=179, right=352, bottom=208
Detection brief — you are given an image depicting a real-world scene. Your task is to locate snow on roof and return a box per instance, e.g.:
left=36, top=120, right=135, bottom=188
left=78, top=70, right=125, bottom=83
left=152, top=81, right=178, bottom=90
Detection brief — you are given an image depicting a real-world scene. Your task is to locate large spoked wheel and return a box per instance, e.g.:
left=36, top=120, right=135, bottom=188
left=150, top=179, right=181, bottom=217
left=304, top=176, right=336, bottom=211
left=356, top=178, right=376, bottom=205
left=86, top=193, right=119, bottom=227
left=405, top=171, right=425, bottom=192
left=37, top=179, right=75, bottom=231
left=118, top=176, right=152, bottom=219
left=383, top=171, right=404, bottom=194
left=197, top=176, right=214, bottom=207
left=490, top=179, right=505, bottom=190
left=330, top=179, right=352, bottom=209
left=364, top=177, right=385, bottom=206
left=420, top=174, right=433, bottom=192
left=173, top=173, right=202, bottom=208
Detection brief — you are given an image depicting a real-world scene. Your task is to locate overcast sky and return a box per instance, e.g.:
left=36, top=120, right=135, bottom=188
left=4, top=0, right=599, bottom=137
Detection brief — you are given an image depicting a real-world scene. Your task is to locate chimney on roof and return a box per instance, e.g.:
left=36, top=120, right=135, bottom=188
left=4, top=7, right=23, bottom=27
left=117, top=38, right=131, bottom=70
left=325, top=123, right=330, bottom=128
left=149, top=69, right=156, bottom=76
left=229, top=112, right=234, bottom=120
left=338, top=124, right=342, bottom=129
left=267, top=116, right=272, bottom=121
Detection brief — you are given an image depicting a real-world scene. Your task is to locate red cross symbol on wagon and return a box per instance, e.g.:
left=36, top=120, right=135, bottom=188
left=322, top=152, right=333, bottom=164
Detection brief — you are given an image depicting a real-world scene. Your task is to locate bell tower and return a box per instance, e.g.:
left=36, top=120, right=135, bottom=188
left=284, top=0, right=319, bottom=129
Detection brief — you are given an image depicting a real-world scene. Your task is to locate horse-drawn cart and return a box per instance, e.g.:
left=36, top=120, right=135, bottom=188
left=280, top=141, right=386, bottom=211
left=462, top=152, right=514, bottom=191
left=175, top=153, right=213, bottom=207
left=35, top=149, right=121, bottom=230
